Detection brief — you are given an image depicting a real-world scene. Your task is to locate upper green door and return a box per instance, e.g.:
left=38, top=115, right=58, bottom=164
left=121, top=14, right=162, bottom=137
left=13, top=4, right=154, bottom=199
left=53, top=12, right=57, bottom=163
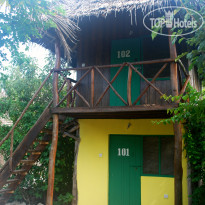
left=110, top=38, right=142, bottom=106
left=109, top=135, right=142, bottom=205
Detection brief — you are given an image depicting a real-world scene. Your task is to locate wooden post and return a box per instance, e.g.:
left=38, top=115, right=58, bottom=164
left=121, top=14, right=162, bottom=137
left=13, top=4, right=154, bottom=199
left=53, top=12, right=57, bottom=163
left=168, top=29, right=178, bottom=96
left=173, top=123, right=183, bottom=205
left=46, top=40, right=61, bottom=205
left=72, top=132, right=80, bottom=205
left=169, top=29, right=182, bottom=205
left=67, top=79, right=71, bottom=107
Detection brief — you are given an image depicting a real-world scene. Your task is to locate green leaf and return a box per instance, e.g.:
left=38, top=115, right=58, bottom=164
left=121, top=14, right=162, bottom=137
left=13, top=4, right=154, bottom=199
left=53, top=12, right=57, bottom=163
left=151, top=31, right=158, bottom=40
left=182, top=95, right=189, bottom=101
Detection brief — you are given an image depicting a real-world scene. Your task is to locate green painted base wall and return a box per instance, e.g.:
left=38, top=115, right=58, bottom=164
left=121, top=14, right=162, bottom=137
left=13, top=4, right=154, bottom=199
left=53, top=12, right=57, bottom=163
left=77, top=119, right=188, bottom=205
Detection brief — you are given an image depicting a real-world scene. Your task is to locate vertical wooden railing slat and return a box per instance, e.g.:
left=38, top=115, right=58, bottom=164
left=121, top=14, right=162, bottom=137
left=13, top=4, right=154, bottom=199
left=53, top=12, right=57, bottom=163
left=91, top=67, right=95, bottom=107
left=127, top=66, right=132, bottom=106
left=67, top=79, right=71, bottom=107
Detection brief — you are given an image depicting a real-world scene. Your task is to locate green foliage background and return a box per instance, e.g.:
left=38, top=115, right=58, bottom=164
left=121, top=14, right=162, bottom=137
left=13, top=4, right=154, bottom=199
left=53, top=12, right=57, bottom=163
left=151, top=0, right=205, bottom=84
left=0, top=0, right=204, bottom=204
left=0, top=0, right=57, bottom=68
left=151, top=0, right=205, bottom=203
left=160, top=85, right=205, bottom=205
left=176, top=0, right=205, bottom=84
left=172, top=2, right=205, bottom=203
left=0, top=52, right=74, bottom=204
left=0, top=0, right=76, bottom=203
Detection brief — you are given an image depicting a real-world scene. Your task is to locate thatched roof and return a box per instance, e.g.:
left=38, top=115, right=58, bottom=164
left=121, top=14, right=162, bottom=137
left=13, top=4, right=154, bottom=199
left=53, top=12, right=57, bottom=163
left=44, top=0, right=179, bottom=61
left=59, top=0, right=180, bottom=19
left=37, top=0, right=202, bottom=61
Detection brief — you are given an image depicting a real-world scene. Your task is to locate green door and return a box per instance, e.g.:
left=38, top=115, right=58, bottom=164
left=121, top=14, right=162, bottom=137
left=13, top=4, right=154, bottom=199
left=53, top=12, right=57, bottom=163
left=109, top=135, right=142, bottom=205
left=110, top=39, right=142, bottom=106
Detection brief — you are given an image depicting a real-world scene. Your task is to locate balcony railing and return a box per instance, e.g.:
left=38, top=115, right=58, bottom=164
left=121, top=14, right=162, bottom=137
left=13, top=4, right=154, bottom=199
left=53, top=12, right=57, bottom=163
left=0, top=57, right=190, bottom=172
left=53, top=58, right=190, bottom=108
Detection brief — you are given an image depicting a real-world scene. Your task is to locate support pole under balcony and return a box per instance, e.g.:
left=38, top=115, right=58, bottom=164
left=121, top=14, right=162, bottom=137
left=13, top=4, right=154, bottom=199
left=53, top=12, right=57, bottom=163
left=46, top=40, right=60, bottom=205
left=168, top=29, right=182, bottom=205
left=173, top=123, right=183, bottom=205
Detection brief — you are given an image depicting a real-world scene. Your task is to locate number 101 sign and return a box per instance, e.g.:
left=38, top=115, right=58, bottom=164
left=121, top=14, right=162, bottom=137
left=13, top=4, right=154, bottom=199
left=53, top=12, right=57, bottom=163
left=118, top=148, right=130, bottom=156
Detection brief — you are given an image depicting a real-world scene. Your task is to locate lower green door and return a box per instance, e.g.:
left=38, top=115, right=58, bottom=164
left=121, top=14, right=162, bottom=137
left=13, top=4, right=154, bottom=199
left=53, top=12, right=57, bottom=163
left=109, top=135, right=142, bottom=205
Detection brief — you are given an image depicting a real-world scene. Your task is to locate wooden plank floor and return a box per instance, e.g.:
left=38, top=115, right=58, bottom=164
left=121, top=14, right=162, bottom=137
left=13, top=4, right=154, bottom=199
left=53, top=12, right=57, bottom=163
left=51, top=104, right=178, bottom=119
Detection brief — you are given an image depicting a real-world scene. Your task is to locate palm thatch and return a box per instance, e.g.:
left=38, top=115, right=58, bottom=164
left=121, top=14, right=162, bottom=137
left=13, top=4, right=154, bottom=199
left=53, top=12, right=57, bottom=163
left=46, top=14, right=79, bottom=61
left=48, top=0, right=180, bottom=61
left=58, top=0, right=180, bottom=18
left=41, top=0, right=183, bottom=61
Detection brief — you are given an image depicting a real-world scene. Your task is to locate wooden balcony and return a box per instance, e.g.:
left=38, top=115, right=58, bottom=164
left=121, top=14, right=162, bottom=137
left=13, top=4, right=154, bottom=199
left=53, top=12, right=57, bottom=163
left=51, top=58, right=189, bottom=119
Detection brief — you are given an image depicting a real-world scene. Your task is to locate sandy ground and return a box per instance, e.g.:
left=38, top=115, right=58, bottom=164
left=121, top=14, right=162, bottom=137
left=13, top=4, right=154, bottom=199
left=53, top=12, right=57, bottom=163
left=6, top=203, right=44, bottom=205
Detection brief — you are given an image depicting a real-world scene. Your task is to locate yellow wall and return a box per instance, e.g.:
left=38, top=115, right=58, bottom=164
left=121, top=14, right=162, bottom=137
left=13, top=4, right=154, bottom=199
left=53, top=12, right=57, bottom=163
left=77, top=119, right=188, bottom=205
left=141, top=177, right=174, bottom=205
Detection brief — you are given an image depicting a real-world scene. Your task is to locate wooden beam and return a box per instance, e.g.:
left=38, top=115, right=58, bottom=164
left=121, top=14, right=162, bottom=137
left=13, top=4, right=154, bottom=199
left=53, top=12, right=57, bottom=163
left=168, top=29, right=178, bottom=96
left=133, top=63, right=168, bottom=105
left=179, top=75, right=190, bottom=96
left=46, top=40, right=60, bottom=205
left=95, top=62, right=126, bottom=107
left=57, top=68, right=91, bottom=107
left=51, top=58, right=174, bottom=72
left=52, top=104, right=178, bottom=113
left=51, top=104, right=178, bottom=119
left=129, top=64, right=164, bottom=97
left=177, top=59, right=188, bottom=77
left=95, top=66, right=128, bottom=105
left=173, top=123, right=183, bottom=205
left=68, top=125, right=80, bottom=133
left=63, top=132, right=80, bottom=141
left=74, top=90, right=90, bottom=108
